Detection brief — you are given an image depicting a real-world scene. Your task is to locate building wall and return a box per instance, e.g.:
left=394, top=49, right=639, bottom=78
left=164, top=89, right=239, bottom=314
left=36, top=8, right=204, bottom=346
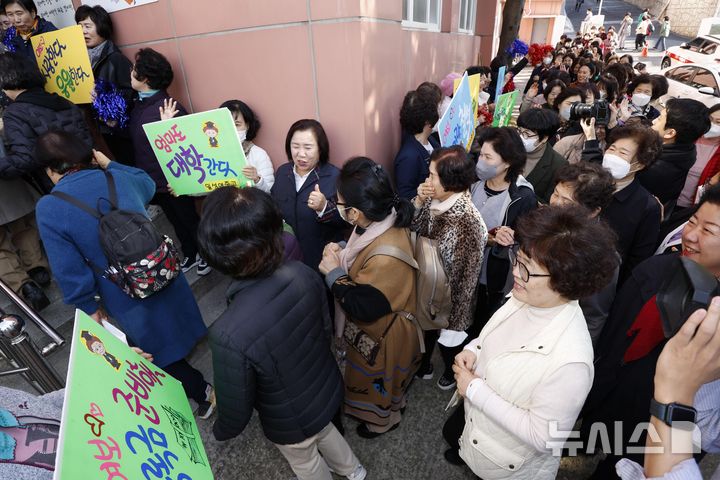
left=70, top=0, right=482, bottom=170
left=624, top=0, right=720, bottom=37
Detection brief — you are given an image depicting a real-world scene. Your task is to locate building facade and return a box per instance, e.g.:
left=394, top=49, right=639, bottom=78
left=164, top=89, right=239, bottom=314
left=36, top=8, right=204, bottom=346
left=67, top=0, right=490, bottom=170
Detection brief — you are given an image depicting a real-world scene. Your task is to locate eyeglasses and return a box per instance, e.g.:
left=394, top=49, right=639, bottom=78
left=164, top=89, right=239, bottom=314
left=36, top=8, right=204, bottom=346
left=508, top=246, right=552, bottom=283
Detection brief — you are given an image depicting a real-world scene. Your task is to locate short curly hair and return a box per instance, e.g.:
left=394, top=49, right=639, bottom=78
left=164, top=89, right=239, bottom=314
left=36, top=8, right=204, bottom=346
left=607, top=124, right=662, bottom=168
left=133, top=48, right=174, bottom=90
left=399, top=90, right=439, bottom=135
left=197, top=187, right=284, bottom=279
left=554, top=162, right=616, bottom=211
left=431, top=146, right=476, bottom=192
left=515, top=205, right=619, bottom=300
left=0, top=52, right=45, bottom=90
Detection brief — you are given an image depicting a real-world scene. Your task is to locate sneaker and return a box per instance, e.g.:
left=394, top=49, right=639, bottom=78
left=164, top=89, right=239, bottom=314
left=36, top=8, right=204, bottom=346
left=196, top=258, right=211, bottom=276
left=415, top=363, right=434, bottom=380
left=27, top=266, right=51, bottom=287
left=437, top=373, right=456, bottom=390
left=444, top=448, right=464, bottom=466
left=180, top=254, right=200, bottom=273
left=346, top=464, right=367, bottom=480
left=197, top=385, right=216, bottom=420
left=20, top=281, right=50, bottom=311
left=197, top=401, right=214, bottom=420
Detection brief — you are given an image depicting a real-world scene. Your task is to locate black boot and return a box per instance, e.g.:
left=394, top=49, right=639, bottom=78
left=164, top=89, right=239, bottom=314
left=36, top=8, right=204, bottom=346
left=21, top=281, right=50, bottom=311
left=28, top=267, right=51, bottom=287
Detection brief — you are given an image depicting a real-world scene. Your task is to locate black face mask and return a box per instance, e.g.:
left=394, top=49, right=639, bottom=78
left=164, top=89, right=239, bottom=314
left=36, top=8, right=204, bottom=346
left=657, top=257, right=720, bottom=338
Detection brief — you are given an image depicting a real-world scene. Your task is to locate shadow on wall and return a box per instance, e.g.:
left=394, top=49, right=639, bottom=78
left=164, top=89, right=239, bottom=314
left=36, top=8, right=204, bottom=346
left=359, top=19, right=480, bottom=175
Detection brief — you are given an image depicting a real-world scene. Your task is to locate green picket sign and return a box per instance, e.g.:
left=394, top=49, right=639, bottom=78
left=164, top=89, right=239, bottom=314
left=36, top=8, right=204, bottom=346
left=142, top=108, right=252, bottom=195
left=54, top=310, right=214, bottom=479
left=492, top=90, right=519, bottom=127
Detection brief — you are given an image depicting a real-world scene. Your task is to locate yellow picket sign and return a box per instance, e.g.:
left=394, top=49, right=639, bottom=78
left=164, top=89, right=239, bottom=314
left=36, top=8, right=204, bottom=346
left=31, top=25, right=95, bottom=104
left=454, top=73, right=481, bottom=127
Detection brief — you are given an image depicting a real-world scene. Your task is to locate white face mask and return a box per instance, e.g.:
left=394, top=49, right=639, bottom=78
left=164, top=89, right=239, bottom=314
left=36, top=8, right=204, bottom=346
left=704, top=124, right=720, bottom=139
left=478, top=91, right=490, bottom=105
left=521, top=136, right=539, bottom=152
left=599, top=90, right=607, bottom=100
left=560, top=106, right=571, bottom=121
left=338, top=205, right=352, bottom=224
left=602, top=153, right=632, bottom=179
left=543, top=57, right=553, bottom=65
left=236, top=129, right=247, bottom=142
left=631, top=93, right=651, bottom=107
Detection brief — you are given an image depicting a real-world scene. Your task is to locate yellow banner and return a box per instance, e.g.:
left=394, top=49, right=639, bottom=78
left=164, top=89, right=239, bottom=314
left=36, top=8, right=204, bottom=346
left=31, top=25, right=95, bottom=104
left=455, top=73, right=481, bottom=127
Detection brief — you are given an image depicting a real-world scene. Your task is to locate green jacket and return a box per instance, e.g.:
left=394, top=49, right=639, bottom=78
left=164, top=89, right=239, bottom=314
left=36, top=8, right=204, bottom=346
left=526, top=144, right=569, bottom=204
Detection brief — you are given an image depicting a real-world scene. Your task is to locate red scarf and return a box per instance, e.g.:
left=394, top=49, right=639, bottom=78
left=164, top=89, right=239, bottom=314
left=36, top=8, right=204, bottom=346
left=623, top=295, right=664, bottom=363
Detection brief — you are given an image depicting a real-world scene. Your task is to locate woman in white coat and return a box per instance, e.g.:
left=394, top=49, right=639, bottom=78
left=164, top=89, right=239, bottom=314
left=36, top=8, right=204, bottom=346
left=443, top=206, right=619, bottom=479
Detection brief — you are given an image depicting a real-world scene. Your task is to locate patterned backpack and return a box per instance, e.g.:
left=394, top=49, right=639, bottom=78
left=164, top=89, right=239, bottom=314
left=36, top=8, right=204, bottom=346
left=51, top=170, right=180, bottom=299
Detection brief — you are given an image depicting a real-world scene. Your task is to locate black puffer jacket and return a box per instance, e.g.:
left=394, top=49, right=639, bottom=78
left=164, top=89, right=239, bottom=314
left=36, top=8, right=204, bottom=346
left=210, top=261, right=343, bottom=445
left=92, top=41, right=135, bottom=135
left=1, top=89, right=93, bottom=192
left=637, top=143, right=696, bottom=206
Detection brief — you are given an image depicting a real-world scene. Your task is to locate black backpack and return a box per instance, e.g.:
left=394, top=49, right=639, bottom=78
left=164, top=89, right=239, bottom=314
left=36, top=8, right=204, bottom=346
left=51, top=170, right=180, bottom=299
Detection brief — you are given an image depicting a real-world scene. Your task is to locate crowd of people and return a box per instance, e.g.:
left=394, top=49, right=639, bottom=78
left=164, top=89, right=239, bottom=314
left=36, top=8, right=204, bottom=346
left=1, top=1, right=720, bottom=480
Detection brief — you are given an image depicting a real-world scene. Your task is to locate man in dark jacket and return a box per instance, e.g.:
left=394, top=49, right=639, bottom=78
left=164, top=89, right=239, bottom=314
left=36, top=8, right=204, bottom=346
left=0, top=52, right=92, bottom=193
left=638, top=98, right=710, bottom=208
left=582, top=184, right=720, bottom=478
left=197, top=187, right=366, bottom=480
left=1, top=0, right=56, bottom=59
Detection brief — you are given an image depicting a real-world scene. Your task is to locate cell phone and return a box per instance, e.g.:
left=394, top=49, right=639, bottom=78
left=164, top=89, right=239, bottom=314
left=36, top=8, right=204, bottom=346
left=657, top=257, right=720, bottom=338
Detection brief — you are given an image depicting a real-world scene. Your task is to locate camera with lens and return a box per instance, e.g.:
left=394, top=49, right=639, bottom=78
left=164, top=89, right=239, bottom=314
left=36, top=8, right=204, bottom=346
left=569, top=100, right=610, bottom=126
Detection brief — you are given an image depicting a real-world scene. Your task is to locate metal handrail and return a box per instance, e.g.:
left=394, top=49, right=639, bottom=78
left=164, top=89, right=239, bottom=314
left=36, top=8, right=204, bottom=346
left=0, top=278, right=65, bottom=393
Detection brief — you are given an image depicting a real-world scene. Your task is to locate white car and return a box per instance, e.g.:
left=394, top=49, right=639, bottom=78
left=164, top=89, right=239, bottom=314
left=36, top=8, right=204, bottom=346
left=661, top=64, right=720, bottom=108
left=661, top=35, right=720, bottom=69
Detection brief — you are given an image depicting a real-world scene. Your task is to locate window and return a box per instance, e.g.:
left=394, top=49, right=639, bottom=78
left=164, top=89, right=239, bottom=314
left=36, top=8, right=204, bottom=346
left=458, top=0, right=477, bottom=33
left=691, top=68, right=719, bottom=95
left=665, top=66, right=696, bottom=85
left=402, top=0, right=441, bottom=30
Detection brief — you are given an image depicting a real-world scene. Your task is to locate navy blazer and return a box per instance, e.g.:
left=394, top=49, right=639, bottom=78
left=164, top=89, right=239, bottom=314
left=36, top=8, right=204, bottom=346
left=271, top=162, right=345, bottom=270
left=394, top=132, right=439, bottom=199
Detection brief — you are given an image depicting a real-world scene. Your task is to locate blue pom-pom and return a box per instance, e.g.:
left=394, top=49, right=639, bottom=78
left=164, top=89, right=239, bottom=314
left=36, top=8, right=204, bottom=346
left=2, top=27, right=16, bottom=52
left=92, top=79, right=129, bottom=129
left=506, top=39, right=529, bottom=57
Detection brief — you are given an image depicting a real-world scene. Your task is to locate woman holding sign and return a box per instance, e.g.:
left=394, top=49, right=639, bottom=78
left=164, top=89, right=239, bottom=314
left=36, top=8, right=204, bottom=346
left=271, top=119, right=345, bottom=271
left=1, top=0, right=56, bottom=59
left=75, top=5, right=135, bottom=165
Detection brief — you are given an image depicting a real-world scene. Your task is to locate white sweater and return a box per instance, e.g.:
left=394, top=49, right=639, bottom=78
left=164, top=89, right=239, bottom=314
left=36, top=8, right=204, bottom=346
left=459, top=296, right=594, bottom=480
left=246, top=144, right=275, bottom=193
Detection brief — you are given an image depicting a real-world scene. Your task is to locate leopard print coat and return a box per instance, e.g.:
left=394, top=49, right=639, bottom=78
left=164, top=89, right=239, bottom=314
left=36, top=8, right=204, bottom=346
left=412, top=191, right=488, bottom=331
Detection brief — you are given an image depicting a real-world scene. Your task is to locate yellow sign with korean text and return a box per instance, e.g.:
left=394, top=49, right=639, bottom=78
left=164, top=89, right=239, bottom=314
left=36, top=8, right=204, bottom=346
left=31, top=25, right=95, bottom=104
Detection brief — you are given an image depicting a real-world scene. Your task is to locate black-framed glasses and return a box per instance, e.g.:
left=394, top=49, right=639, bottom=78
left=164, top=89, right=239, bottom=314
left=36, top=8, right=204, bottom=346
left=508, top=246, right=552, bottom=283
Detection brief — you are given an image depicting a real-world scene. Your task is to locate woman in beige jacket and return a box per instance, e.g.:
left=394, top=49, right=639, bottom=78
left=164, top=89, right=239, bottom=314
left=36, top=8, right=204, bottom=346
left=443, top=206, right=618, bottom=479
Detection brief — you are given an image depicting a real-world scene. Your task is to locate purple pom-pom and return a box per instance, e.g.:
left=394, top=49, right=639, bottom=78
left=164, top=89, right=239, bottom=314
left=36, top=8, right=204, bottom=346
left=2, top=27, right=17, bottom=52
left=92, top=79, right=129, bottom=129
left=506, top=39, right=529, bottom=57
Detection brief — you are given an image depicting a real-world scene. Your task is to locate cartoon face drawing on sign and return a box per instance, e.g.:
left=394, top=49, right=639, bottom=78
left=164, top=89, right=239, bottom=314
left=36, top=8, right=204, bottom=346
left=202, top=121, right=219, bottom=148
left=80, top=330, right=122, bottom=371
